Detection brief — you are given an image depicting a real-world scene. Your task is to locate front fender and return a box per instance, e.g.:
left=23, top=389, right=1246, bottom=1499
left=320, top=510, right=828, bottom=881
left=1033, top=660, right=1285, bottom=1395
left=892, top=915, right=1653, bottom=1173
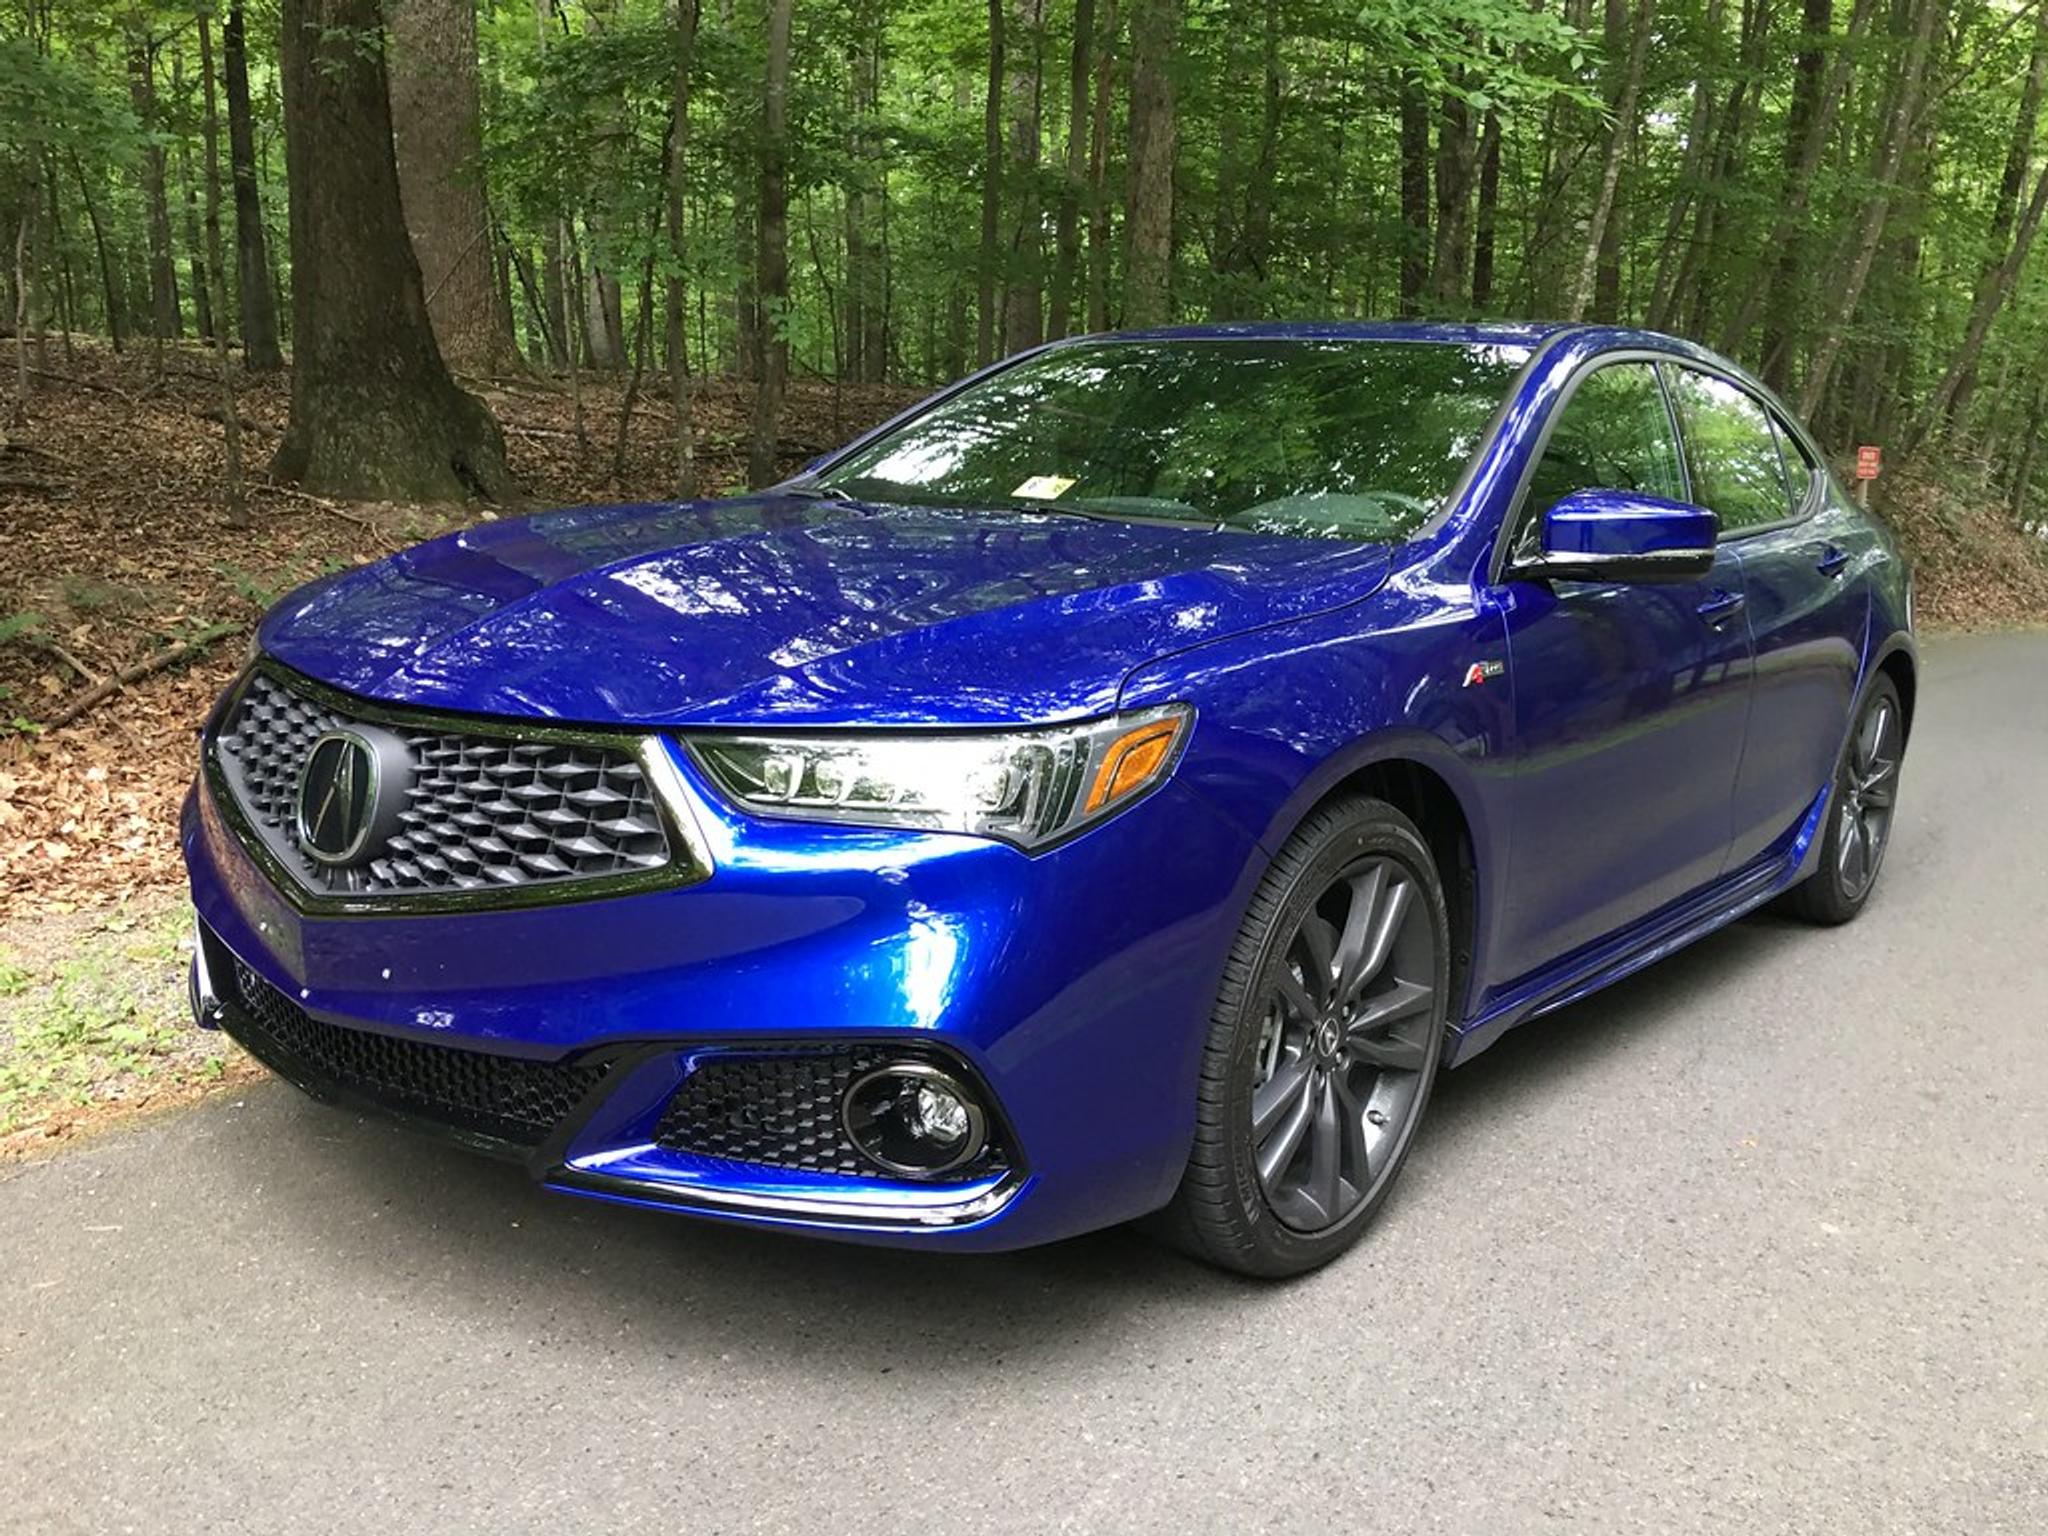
left=1120, top=588, right=1515, bottom=1018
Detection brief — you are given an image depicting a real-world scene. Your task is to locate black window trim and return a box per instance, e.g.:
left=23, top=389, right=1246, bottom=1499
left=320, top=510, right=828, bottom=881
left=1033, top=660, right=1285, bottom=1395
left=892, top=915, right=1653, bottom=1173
left=1657, top=359, right=1825, bottom=544
left=1485, top=348, right=1695, bottom=586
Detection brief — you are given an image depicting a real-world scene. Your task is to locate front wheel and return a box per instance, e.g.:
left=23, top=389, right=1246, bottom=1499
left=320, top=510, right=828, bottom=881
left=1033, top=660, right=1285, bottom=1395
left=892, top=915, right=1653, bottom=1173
left=1781, top=674, right=1904, bottom=926
left=1163, top=796, right=1450, bottom=1278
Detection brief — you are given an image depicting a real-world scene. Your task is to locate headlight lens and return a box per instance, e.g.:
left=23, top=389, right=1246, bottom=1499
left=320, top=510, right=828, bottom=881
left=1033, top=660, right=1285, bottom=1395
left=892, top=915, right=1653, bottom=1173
left=687, top=704, right=1190, bottom=849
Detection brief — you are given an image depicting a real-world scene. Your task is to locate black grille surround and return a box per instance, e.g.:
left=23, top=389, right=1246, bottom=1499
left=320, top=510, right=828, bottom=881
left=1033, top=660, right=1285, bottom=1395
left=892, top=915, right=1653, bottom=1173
left=222, top=953, right=612, bottom=1150
left=654, top=1047, right=1012, bottom=1183
left=207, top=664, right=702, bottom=912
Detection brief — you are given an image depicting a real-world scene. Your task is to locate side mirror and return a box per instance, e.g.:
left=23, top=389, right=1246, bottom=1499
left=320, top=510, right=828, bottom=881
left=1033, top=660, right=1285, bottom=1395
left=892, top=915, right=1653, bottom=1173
left=1516, top=489, right=1719, bottom=584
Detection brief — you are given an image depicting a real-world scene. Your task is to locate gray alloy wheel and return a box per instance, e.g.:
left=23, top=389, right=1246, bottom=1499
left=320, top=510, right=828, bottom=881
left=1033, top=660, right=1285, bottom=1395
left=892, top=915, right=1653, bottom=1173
left=1782, top=673, right=1904, bottom=926
left=1161, top=795, right=1450, bottom=1278
left=1249, top=855, right=1436, bottom=1233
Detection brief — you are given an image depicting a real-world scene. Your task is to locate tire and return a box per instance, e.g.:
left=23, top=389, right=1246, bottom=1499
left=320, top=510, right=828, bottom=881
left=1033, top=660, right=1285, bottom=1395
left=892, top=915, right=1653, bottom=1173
left=1161, top=795, right=1451, bottom=1278
left=1780, top=673, right=1905, bottom=926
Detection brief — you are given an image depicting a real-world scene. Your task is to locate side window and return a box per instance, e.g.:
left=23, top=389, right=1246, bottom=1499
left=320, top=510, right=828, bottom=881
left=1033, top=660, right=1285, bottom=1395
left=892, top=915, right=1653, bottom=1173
left=1521, top=362, right=1688, bottom=538
left=1770, top=415, right=1816, bottom=508
left=1664, top=366, right=1794, bottom=535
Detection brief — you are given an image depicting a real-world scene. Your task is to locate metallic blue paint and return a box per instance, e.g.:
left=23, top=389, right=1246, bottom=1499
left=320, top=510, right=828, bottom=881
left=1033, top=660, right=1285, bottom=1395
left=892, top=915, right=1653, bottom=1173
left=1538, top=488, right=1718, bottom=562
left=185, top=321, right=1915, bottom=1251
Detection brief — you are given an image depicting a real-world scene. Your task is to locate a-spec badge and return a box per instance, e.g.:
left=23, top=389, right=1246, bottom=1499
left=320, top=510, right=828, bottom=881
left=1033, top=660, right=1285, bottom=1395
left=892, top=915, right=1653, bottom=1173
left=1461, top=660, right=1507, bottom=689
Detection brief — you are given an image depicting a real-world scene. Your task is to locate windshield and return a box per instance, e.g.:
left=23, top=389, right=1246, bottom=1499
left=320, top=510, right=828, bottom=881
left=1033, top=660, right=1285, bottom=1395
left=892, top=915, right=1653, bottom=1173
left=817, top=338, right=1530, bottom=545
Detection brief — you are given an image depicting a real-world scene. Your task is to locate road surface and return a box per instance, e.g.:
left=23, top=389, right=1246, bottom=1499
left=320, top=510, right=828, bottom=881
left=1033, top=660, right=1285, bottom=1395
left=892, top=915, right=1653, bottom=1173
left=3, top=632, right=2043, bottom=1534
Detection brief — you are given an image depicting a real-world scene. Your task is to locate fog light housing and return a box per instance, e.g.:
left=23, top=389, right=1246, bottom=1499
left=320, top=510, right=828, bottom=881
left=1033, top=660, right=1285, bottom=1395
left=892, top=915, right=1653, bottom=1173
left=842, top=1061, right=989, bottom=1177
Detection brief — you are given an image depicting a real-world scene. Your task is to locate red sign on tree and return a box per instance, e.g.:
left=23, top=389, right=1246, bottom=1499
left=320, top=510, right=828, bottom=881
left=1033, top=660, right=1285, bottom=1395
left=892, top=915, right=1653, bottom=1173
left=1856, top=445, right=1883, bottom=480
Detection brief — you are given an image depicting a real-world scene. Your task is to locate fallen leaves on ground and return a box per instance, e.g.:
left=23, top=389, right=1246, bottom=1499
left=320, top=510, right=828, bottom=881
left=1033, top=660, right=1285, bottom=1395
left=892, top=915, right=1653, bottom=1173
left=0, top=338, right=919, bottom=916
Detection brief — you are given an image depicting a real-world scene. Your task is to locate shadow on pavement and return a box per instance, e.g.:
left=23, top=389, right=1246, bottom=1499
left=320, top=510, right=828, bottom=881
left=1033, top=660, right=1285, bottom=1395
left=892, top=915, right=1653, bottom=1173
left=220, top=908, right=1806, bottom=1374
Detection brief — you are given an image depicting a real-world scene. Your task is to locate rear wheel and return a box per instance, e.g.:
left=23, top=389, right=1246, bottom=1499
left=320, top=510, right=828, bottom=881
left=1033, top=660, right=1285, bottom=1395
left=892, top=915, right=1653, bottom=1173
left=1781, top=674, right=1904, bottom=925
left=1164, top=796, right=1450, bottom=1278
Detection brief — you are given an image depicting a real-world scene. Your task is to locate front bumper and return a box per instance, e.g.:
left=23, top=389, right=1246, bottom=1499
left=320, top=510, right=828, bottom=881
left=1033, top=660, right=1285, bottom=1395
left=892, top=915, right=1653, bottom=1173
left=182, top=736, right=1264, bottom=1251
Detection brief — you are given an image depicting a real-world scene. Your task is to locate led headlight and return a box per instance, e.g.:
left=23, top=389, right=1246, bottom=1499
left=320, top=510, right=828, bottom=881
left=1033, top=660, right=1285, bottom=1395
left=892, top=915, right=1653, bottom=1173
left=687, top=704, right=1190, bottom=849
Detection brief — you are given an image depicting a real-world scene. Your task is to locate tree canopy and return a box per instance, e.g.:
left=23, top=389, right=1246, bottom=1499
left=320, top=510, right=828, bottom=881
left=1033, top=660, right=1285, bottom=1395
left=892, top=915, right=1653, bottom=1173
left=1, top=0, right=2045, bottom=512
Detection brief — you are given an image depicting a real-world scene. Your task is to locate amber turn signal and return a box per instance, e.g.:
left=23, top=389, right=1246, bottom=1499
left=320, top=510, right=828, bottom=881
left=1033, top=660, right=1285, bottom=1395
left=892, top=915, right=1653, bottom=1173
left=1083, top=717, right=1185, bottom=814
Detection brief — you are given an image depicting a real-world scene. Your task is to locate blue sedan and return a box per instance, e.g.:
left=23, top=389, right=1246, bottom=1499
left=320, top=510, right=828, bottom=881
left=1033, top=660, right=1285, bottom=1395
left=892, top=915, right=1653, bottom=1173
left=183, top=322, right=1913, bottom=1276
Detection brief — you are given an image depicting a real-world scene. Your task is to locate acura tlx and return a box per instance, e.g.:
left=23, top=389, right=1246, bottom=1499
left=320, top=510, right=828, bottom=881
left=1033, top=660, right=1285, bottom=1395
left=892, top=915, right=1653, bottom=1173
left=184, top=322, right=1912, bottom=1276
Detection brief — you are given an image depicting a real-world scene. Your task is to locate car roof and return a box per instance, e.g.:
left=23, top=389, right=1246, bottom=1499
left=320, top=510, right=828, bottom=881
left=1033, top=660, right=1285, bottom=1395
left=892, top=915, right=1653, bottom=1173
left=1061, top=319, right=1738, bottom=360
left=1070, top=319, right=1574, bottom=347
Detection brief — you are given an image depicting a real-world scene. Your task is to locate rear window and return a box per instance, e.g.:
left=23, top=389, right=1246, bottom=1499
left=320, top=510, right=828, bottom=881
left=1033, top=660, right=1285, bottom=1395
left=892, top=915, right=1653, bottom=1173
left=1663, top=366, right=1795, bottom=535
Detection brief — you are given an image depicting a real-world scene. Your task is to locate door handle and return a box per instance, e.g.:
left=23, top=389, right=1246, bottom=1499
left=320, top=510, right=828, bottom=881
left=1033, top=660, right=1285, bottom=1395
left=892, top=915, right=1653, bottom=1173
left=1816, top=545, right=1850, bottom=578
left=1697, top=589, right=1746, bottom=626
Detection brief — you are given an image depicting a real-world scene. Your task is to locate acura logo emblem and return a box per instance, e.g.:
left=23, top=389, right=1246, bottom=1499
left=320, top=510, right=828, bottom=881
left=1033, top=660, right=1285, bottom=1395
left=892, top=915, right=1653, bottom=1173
left=295, top=727, right=409, bottom=866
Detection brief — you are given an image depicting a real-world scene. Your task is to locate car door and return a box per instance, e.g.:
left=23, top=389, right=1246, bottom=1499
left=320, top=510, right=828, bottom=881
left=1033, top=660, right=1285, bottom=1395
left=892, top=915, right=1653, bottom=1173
left=1664, top=375, right=1865, bottom=868
left=1492, top=359, right=1755, bottom=984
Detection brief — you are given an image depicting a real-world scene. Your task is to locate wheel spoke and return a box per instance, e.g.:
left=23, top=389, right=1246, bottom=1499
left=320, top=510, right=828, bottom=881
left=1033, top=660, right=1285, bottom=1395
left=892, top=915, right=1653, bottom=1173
left=1330, top=864, right=1386, bottom=998
left=1307, top=1075, right=1343, bottom=1220
left=1859, top=764, right=1898, bottom=808
left=1345, top=1026, right=1429, bottom=1073
left=1838, top=810, right=1867, bottom=889
left=1855, top=701, right=1888, bottom=774
left=1297, top=915, right=1339, bottom=1007
left=1332, top=1071, right=1373, bottom=1186
left=1351, top=977, right=1434, bottom=1031
left=1339, top=873, right=1412, bottom=1002
left=1274, top=968, right=1321, bottom=1026
left=1251, top=1055, right=1311, bottom=1141
left=1255, top=1068, right=1317, bottom=1188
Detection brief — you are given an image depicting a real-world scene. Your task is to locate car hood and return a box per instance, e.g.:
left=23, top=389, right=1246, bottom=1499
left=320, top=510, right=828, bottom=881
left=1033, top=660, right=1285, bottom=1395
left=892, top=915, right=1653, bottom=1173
left=258, top=495, right=1392, bottom=728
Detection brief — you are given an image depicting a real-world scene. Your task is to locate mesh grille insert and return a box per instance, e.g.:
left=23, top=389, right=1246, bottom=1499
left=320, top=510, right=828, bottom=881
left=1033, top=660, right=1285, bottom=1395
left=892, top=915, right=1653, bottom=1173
left=225, top=957, right=611, bottom=1147
left=653, top=1048, right=1009, bottom=1182
left=210, top=670, right=675, bottom=901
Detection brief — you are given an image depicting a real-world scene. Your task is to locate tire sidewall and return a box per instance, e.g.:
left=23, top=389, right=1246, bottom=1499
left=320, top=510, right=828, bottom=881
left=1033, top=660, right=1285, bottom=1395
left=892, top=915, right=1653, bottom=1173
left=1815, top=674, right=1904, bottom=917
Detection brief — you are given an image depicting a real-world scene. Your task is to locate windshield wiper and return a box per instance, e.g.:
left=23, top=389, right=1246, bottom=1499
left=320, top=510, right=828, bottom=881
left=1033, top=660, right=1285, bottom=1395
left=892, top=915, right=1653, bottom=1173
left=775, top=482, right=861, bottom=503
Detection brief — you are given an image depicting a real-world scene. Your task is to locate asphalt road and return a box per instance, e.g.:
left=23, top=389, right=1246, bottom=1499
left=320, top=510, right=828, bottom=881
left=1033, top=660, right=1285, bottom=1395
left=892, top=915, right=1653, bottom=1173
left=3, top=632, right=2044, bottom=1535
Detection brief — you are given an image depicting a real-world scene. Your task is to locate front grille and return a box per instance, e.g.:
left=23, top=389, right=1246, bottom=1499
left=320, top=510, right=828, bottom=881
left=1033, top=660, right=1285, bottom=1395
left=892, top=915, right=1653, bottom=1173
left=210, top=668, right=675, bottom=902
left=225, top=956, right=611, bottom=1147
left=653, top=1048, right=1009, bottom=1182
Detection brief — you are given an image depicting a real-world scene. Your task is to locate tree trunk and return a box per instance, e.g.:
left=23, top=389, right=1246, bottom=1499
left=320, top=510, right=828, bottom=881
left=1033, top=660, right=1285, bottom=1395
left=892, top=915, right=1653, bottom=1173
left=196, top=11, right=247, bottom=528
left=1003, top=0, right=1045, bottom=352
left=180, top=154, right=216, bottom=342
left=1911, top=164, right=2048, bottom=451
left=127, top=40, right=183, bottom=340
left=1755, top=0, right=1831, bottom=388
left=272, top=0, right=518, bottom=502
left=1471, top=107, right=1502, bottom=309
left=1940, top=1, right=2048, bottom=427
left=1568, top=0, right=1654, bottom=322
left=1123, top=0, right=1177, bottom=328
left=10, top=185, right=32, bottom=425
left=1046, top=0, right=1092, bottom=340
left=389, top=0, right=522, bottom=376
left=224, top=5, right=283, bottom=370
left=1085, top=0, right=1116, bottom=332
left=1716, top=0, right=1873, bottom=356
left=1798, top=0, right=1941, bottom=420
left=1233, top=0, right=1282, bottom=311
left=667, top=0, right=699, bottom=498
left=978, top=0, right=1004, bottom=364
left=748, top=0, right=792, bottom=487
left=1428, top=89, right=1475, bottom=307
left=842, top=15, right=887, bottom=384
left=1397, top=78, right=1430, bottom=316
left=69, top=151, right=124, bottom=350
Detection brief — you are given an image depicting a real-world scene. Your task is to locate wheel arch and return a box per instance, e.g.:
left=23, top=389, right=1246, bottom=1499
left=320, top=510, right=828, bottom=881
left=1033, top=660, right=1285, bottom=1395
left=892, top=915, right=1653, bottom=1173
left=1873, top=642, right=1917, bottom=746
left=1276, top=749, right=1487, bottom=1030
